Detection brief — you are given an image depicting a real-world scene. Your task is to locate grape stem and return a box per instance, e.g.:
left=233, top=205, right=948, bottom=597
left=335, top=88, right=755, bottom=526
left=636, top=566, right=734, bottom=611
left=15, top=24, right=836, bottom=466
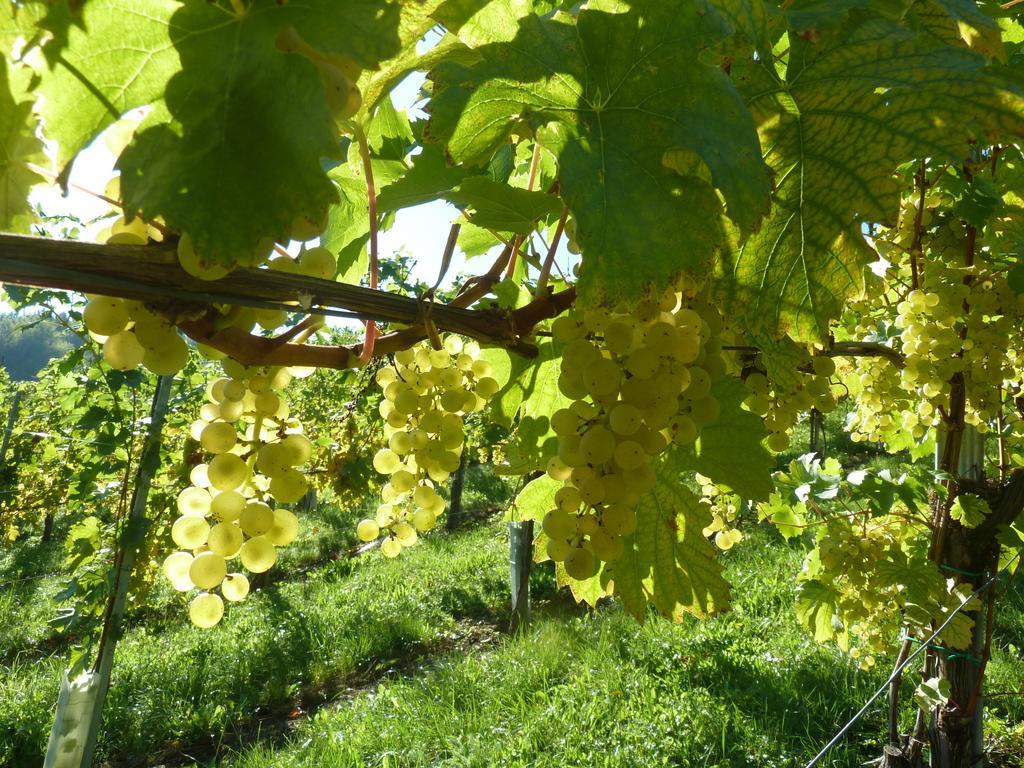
left=535, top=207, right=568, bottom=299
left=354, top=125, right=379, bottom=362
left=506, top=142, right=544, bottom=279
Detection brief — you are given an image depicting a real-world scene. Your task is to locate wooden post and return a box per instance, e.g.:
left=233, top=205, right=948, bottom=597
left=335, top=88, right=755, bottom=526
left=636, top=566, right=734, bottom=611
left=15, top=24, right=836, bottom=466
left=880, top=745, right=910, bottom=768
left=44, top=375, right=173, bottom=768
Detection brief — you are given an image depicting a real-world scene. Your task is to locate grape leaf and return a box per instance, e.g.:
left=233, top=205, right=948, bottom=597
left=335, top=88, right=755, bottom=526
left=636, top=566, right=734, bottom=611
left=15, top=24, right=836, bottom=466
left=758, top=492, right=806, bottom=540
left=323, top=166, right=371, bottom=283
left=795, top=578, right=844, bottom=645
left=32, top=0, right=402, bottom=263
left=677, top=377, right=774, bottom=501
left=457, top=221, right=503, bottom=257
left=376, top=143, right=472, bottom=213
left=613, top=451, right=731, bottom=621
left=950, top=493, right=989, bottom=529
left=358, top=0, right=487, bottom=114
left=367, top=97, right=415, bottom=161
left=722, top=14, right=1024, bottom=341
left=556, top=560, right=609, bottom=607
left=708, top=0, right=776, bottom=55
left=914, top=676, right=951, bottom=713
left=509, top=474, right=558, bottom=522
left=487, top=339, right=568, bottom=472
left=445, top=177, right=561, bottom=234
left=427, top=0, right=770, bottom=299
left=0, top=57, right=45, bottom=233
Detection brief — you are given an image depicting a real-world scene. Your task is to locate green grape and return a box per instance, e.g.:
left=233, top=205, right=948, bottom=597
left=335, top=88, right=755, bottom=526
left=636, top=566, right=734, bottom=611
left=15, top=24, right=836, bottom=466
left=240, top=501, right=274, bottom=536
left=257, top=443, right=291, bottom=477
left=612, top=441, right=645, bottom=471
left=766, top=431, right=790, bottom=452
left=589, top=529, right=624, bottom=561
left=555, top=486, right=583, bottom=513
left=211, top=490, right=246, bottom=522
left=373, top=449, right=401, bottom=475
left=563, top=546, right=598, bottom=580
left=178, top=233, right=230, bottom=280
left=266, top=509, right=299, bottom=546
left=208, top=454, right=250, bottom=491
left=543, top=509, right=577, bottom=539
left=142, top=333, right=189, bottom=376
left=84, top=296, right=130, bottom=336
left=162, top=552, right=195, bottom=592
left=600, top=504, right=636, bottom=536
left=208, top=522, right=244, bottom=557
left=189, top=592, right=225, bottom=628
left=380, top=537, right=402, bottom=558
left=177, top=486, right=212, bottom=517
left=240, top=536, right=277, bottom=573
left=104, top=331, right=145, bottom=370
left=254, top=392, right=281, bottom=414
left=171, top=515, right=210, bottom=549
left=221, top=573, right=250, bottom=602
left=190, top=464, right=211, bottom=488
left=579, top=425, right=615, bottom=465
left=545, top=456, right=572, bottom=481
left=608, top=403, right=641, bottom=436
left=279, top=434, right=312, bottom=465
left=357, top=518, right=381, bottom=542
left=200, top=422, right=237, bottom=454
left=546, top=537, right=572, bottom=561
left=270, top=469, right=308, bottom=503
left=189, top=552, right=228, bottom=590
left=297, top=246, right=337, bottom=279
left=577, top=476, right=606, bottom=506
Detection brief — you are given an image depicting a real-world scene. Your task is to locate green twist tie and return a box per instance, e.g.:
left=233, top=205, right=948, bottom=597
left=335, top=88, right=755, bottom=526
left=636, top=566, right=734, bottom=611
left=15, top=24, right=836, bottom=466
left=939, top=564, right=985, bottom=578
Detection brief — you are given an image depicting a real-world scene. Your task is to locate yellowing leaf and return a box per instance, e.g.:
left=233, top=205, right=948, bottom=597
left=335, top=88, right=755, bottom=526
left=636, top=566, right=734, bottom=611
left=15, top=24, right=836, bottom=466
left=612, top=450, right=731, bottom=621
left=722, top=16, right=1024, bottom=340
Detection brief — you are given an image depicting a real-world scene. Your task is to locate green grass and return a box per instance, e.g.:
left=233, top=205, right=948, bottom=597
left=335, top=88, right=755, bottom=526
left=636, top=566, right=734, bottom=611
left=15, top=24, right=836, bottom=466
left=1, top=479, right=1021, bottom=767
left=0, top=525, right=516, bottom=766
left=222, top=530, right=890, bottom=768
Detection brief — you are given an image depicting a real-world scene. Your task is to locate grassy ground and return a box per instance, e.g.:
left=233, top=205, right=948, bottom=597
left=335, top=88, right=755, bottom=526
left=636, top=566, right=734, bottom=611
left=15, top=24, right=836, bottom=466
left=1, top=465, right=1021, bottom=767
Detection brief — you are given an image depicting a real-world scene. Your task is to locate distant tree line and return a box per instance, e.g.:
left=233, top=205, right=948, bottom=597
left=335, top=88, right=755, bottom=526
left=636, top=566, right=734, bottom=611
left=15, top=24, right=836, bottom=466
left=0, top=313, right=80, bottom=380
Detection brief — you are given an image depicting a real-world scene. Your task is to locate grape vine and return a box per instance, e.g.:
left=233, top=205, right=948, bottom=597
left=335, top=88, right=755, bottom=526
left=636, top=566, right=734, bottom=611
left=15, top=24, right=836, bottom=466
left=2, top=0, right=1024, bottom=763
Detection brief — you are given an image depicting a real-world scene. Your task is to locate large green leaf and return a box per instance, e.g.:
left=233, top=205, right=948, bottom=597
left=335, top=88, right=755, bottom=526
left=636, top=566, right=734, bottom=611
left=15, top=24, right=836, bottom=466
left=30, top=0, right=402, bottom=263
left=445, top=177, right=560, bottom=234
left=427, top=0, right=770, bottom=299
left=0, top=56, right=44, bottom=232
left=721, top=14, right=1024, bottom=340
left=677, top=377, right=774, bottom=501
left=613, top=450, right=731, bottom=621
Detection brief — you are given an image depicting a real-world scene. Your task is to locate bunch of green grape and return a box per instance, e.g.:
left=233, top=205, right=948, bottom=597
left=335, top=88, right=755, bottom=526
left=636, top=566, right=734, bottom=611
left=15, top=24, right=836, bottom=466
left=162, top=364, right=310, bottom=628
left=358, top=337, right=499, bottom=556
left=845, top=244, right=1024, bottom=449
left=806, top=514, right=972, bottom=669
left=83, top=284, right=191, bottom=377
left=741, top=352, right=838, bottom=454
left=541, top=288, right=728, bottom=580
left=697, top=475, right=743, bottom=550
